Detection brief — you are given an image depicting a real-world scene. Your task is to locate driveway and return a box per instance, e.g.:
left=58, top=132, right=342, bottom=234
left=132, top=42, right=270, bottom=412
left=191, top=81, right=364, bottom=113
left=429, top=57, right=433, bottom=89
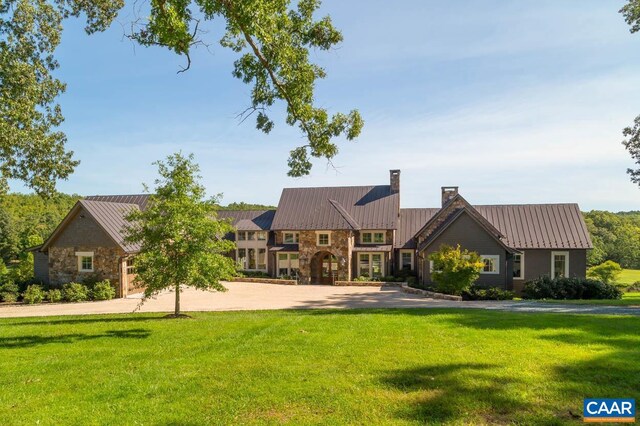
left=0, top=281, right=638, bottom=318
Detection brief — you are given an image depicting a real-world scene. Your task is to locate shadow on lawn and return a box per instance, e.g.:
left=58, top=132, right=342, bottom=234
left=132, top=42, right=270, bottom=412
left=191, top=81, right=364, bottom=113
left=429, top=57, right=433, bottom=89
left=0, top=328, right=151, bottom=349
left=381, top=362, right=532, bottom=424
left=6, top=315, right=169, bottom=327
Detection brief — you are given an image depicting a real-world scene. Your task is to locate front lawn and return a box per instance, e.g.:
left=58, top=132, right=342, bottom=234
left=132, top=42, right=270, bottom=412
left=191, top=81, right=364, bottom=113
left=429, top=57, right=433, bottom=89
left=619, top=268, right=640, bottom=285
left=1, top=309, right=639, bottom=425
left=530, top=292, right=640, bottom=306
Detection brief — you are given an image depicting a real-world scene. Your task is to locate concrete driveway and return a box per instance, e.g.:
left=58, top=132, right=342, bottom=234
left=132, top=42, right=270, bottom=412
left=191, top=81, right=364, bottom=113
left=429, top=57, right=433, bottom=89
left=1, top=281, right=638, bottom=318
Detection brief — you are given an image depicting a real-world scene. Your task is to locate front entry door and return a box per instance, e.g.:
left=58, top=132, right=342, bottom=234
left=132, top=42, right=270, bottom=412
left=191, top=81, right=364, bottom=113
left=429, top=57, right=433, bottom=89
left=317, top=253, right=338, bottom=284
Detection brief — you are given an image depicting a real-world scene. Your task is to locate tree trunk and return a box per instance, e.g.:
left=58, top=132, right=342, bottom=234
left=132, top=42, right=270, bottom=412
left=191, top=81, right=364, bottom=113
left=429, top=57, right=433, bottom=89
left=174, top=282, right=180, bottom=316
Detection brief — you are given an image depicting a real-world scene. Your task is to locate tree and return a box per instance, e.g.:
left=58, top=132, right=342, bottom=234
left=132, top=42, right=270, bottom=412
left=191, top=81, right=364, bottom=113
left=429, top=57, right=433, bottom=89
left=428, top=244, right=484, bottom=296
left=620, top=1, right=640, bottom=185
left=124, top=152, right=236, bottom=317
left=1, top=0, right=362, bottom=195
left=587, top=260, right=623, bottom=285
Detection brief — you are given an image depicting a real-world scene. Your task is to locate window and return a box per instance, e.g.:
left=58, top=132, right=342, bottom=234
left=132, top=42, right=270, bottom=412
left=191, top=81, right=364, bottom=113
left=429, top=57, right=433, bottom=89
left=237, top=232, right=246, bottom=241
left=247, top=231, right=256, bottom=241
left=480, top=255, right=500, bottom=274
left=278, top=253, right=299, bottom=277
left=358, top=253, right=384, bottom=278
left=257, top=248, right=266, bottom=270
left=400, top=251, right=413, bottom=270
left=247, top=248, right=256, bottom=269
left=237, top=248, right=247, bottom=269
left=126, top=258, right=135, bottom=274
left=513, top=253, right=524, bottom=279
left=257, top=231, right=267, bottom=241
left=76, top=251, right=94, bottom=272
left=429, top=260, right=443, bottom=274
left=360, top=231, right=385, bottom=244
left=317, top=233, right=330, bottom=246
left=551, top=251, right=569, bottom=278
left=283, top=232, right=299, bottom=244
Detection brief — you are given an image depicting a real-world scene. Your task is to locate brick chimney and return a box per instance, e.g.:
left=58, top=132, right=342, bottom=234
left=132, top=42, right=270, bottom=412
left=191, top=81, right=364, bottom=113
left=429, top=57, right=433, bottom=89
left=441, top=186, right=458, bottom=206
left=390, top=170, right=400, bottom=193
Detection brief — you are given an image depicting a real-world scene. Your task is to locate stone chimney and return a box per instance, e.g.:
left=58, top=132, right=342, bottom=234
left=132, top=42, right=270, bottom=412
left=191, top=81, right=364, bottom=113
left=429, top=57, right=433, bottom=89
left=390, top=170, right=400, bottom=193
left=441, top=186, right=459, bottom=206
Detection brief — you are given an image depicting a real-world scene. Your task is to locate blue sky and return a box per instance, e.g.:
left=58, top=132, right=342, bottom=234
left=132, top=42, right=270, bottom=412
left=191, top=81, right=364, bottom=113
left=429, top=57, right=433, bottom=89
left=10, top=0, right=640, bottom=211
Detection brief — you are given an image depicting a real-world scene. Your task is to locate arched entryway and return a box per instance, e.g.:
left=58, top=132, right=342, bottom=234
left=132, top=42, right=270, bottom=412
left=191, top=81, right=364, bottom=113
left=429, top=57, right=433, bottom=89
left=311, top=251, right=338, bottom=285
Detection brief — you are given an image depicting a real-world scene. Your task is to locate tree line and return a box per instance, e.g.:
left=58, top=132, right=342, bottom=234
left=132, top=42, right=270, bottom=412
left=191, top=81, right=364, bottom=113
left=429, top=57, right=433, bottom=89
left=0, top=193, right=274, bottom=265
left=584, top=210, right=640, bottom=269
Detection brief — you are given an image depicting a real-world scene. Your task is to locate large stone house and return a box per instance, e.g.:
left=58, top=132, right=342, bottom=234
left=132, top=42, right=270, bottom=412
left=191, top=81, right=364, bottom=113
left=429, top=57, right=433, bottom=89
left=32, top=170, right=592, bottom=296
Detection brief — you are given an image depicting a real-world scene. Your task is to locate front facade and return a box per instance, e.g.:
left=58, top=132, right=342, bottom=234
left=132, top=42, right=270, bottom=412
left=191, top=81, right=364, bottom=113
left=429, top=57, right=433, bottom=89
left=34, top=170, right=592, bottom=296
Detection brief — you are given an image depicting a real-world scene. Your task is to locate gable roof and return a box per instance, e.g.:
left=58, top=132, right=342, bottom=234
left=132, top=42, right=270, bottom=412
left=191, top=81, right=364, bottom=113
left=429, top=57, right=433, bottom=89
left=216, top=210, right=275, bottom=231
left=473, top=204, right=592, bottom=249
left=42, top=200, right=141, bottom=253
left=398, top=201, right=592, bottom=251
left=271, top=185, right=399, bottom=230
left=417, top=208, right=516, bottom=254
left=396, top=208, right=440, bottom=248
left=85, top=194, right=150, bottom=210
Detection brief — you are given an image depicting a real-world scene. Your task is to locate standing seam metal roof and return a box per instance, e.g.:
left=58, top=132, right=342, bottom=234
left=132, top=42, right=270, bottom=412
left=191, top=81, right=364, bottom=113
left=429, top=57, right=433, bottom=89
left=271, top=185, right=399, bottom=230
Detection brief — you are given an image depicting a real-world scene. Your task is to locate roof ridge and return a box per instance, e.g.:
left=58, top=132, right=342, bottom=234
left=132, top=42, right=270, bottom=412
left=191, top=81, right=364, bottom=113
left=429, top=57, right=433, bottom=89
left=328, top=199, right=361, bottom=230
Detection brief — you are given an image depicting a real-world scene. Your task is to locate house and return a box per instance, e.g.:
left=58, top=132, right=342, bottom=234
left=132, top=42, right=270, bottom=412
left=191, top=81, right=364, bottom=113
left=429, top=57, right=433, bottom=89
left=32, top=170, right=592, bottom=296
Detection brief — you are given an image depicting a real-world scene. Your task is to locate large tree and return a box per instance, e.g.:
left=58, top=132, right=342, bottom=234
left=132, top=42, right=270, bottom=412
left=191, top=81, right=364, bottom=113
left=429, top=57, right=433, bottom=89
left=124, top=152, right=236, bottom=317
left=620, top=1, right=640, bottom=185
left=1, top=0, right=363, bottom=195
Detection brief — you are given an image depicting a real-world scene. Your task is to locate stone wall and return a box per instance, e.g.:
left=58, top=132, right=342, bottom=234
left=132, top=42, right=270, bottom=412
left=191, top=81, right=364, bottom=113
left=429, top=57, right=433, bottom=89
left=48, top=246, right=123, bottom=290
left=416, top=197, right=466, bottom=245
left=297, top=230, right=354, bottom=284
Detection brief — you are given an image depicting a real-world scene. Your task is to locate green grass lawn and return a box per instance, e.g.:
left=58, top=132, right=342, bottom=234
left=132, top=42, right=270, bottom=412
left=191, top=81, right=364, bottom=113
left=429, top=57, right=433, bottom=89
left=1, top=310, right=639, bottom=425
left=619, top=269, right=640, bottom=285
left=531, top=292, right=640, bottom=306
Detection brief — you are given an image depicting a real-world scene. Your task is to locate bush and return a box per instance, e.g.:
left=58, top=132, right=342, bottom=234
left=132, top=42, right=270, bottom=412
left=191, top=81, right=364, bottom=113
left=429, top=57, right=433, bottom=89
left=429, top=245, right=484, bottom=296
left=63, top=282, right=90, bottom=302
left=22, top=285, right=45, bottom=304
left=238, top=270, right=270, bottom=278
left=522, top=276, right=622, bottom=300
left=91, top=280, right=116, bottom=301
left=587, top=260, right=622, bottom=284
left=0, top=280, right=19, bottom=303
left=627, top=281, right=640, bottom=292
left=462, top=285, right=515, bottom=301
left=47, top=289, right=62, bottom=303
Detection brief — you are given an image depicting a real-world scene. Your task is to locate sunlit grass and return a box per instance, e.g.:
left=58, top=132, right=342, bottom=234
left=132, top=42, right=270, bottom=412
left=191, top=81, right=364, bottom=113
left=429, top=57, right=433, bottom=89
left=1, top=309, right=638, bottom=425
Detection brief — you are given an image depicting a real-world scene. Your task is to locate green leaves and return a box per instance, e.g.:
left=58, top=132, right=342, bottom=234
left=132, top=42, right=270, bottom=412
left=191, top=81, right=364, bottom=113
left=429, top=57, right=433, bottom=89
left=622, top=114, right=640, bottom=187
left=429, top=244, right=484, bottom=296
left=620, top=0, right=640, bottom=33
left=124, top=153, right=236, bottom=314
left=2, top=0, right=361, bottom=195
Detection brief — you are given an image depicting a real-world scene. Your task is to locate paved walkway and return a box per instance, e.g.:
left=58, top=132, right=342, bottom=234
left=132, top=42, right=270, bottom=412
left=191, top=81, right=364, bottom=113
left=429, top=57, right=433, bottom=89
left=0, top=282, right=638, bottom=318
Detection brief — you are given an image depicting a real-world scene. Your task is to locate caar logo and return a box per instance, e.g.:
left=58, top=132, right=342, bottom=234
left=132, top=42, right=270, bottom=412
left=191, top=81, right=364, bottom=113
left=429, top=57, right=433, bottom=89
left=583, top=398, right=635, bottom=423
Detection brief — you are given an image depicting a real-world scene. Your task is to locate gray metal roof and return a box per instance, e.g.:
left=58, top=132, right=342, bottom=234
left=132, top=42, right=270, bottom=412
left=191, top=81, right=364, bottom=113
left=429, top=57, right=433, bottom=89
left=80, top=200, right=141, bottom=253
left=396, top=208, right=440, bottom=248
left=271, top=185, right=399, bottom=230
left=398, top=204, right=592, bottom=250
left=85, top=194, right=150, bottom=210
left=353, top=244, right=393, bottom=252
left=216, top=210, right=275, bottom=230
left=474, top=204, right=592, bottom=249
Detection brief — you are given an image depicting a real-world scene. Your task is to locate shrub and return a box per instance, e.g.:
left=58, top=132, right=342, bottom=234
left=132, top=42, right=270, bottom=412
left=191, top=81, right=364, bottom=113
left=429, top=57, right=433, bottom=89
left=47, top=289, right=63, bottom=303
left=587, top=260, right=622, bottom=284
left=22, top=285, right=45, bottom=304
left=429, top=244, right=484, bottom=296
left=522, top=276, right=622, bottom=300
left=91, top=280, right=116, bottom=301
left=462, top=285, right=515, bottom=301
left=63, top=282, right=90, bottom=302
left=238, top=270, right=270, bottom=278
left=627, top=281, right=640, bottom=292
left=0, top=280, right=19, bottom=303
